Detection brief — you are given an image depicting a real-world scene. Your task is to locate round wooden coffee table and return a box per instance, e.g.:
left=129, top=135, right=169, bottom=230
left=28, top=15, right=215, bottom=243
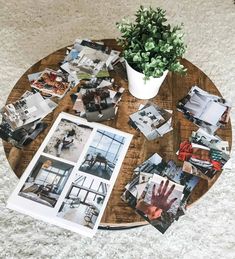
left=3, top=39, right=232, bottom=229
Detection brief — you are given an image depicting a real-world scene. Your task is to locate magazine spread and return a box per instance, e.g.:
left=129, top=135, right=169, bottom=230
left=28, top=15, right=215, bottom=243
left=7, top=112, right=132, bottom=237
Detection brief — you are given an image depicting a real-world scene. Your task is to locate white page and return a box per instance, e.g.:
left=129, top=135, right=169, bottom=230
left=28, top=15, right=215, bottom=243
left=7, top=112, right=132, bottom=237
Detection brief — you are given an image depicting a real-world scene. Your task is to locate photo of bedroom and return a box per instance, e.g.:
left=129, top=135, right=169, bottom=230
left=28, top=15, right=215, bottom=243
left=18, top=155, right=74, bottom=207
left=44, top=118, right=93, bottom=162
left=79, top=129, right=126, bottom=180
left=57, top=174, right=108, bottom=229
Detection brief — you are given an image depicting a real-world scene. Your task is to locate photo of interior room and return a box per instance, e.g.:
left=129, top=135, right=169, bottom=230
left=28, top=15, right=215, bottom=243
left=19, top=155, right=74, bottom=207
left=57, top=174, right=108, bottom=229
left=79, top=129, right=125, bottom=180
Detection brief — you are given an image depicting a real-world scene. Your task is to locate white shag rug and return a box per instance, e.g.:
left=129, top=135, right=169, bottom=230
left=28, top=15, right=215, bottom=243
left=0, top=1, right=234, bottom=258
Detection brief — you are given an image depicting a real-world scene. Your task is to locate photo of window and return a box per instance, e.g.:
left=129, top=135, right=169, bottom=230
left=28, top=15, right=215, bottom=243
left=57, top=174, right=109, bottom=229
left=79, top=129, right=126, bottom=180
left=18, top=155, right=73, bottom=207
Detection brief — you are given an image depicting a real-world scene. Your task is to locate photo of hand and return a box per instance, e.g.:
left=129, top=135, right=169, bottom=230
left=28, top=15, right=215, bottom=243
left=150, top=180, right=177, bottom=211
left=136, top=179, right=180, bottom=221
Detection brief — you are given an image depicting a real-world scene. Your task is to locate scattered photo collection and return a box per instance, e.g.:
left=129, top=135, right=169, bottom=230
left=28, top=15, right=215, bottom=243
left=64, top=39, right=125, bottom=122
left=0, top=39, right=125, bottom=147
left=122, top=153, right=200, bottom=233
left=0, top=91, right=57, bottom=147
left=7, top=112, right=132, bottom=237
left=2, top=38, right=232, bottom=236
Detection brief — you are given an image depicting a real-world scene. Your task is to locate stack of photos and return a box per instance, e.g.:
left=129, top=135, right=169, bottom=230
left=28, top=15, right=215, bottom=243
left=0, top=39, right=125, bottom=147
left=29, top=68, right=73, bottom=98
left=71, top=79, right=125, bottom=122
left=129, top=103, right=173, bottom=140
left=61, top=39, right=120, bottom=83
left=122, top=153, right=200, bottom=233
left=178, top=128, right=230, bottom=180
left=0, top=91, right=57, bottom=147
left=7, top=112, right=132, bottom=237
left=177, top=86, right=232, bottom=134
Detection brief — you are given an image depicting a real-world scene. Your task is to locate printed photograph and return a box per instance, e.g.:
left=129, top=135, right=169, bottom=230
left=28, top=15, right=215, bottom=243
left=31, top=68, right=71, bottom=98
left=79, top=129, right=126, bottom=180
left=72, top=92, right=86, bottom=116
left=141, top=175, right=184, bottom=216
left=125, top=153, right=164, bottom=199
left=57, top=174, right=109, bottom=229
left=0, top=119, right=47, bottom=148
left=80, top=40, right=107, bottom=52
left=122, top=185, right=185, bottom=234
left=190, top=128, right=221, bottom=148
left=133, top=153, right=164, bottom=175
left=191, top=129, right=230, bottom=164
left=178, top=140, right=223, bottom=179
left=182, top=161, right=211, bottom=180
left=44, top=118, right=93, bottom=163
left=67, top=46, right=110, bottom=80
left=161, top=160, right=200, bottom=203
left=124, top=173, right=150, bottom=200
left=129, top=104, right=172, bottom=140
left=81, top=88, right=115, bottom=122
left=80, top=77, right=113, bottom=89
left=1, top=92, right=55, bottom=130
left=18, top=155, right=74, bottom=207
left=177, top=86, right=231, bottom=133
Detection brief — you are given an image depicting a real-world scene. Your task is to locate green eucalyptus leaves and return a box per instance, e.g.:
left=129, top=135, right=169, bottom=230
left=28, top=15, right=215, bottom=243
left=116, top=6, right=187, bottom=79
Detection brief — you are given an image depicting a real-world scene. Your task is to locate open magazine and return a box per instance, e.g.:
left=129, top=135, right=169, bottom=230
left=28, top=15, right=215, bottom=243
left=7, top=112, right=132, bottom=237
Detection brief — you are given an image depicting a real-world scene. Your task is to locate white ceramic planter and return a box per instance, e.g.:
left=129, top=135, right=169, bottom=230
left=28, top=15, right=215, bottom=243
left=125, top=60, right=168, bottom=99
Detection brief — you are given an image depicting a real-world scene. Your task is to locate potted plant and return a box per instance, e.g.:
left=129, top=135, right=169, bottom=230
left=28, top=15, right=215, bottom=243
left=116, top=6, right=187, bottom=99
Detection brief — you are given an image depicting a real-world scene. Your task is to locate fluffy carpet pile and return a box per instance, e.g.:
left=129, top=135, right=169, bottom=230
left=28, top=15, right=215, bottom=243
left=0, top=1, right=234, bottom=258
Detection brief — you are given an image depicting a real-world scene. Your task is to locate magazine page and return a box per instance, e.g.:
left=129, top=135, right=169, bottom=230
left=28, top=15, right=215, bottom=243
left=7, top=112, right=132, bottom=237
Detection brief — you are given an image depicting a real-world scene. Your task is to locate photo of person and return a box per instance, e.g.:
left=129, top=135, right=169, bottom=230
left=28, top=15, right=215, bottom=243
left=18, top=155, right=74, bottom=207
left=93, top=91, right=103, bottom=118
left=57, top=174, right=109, bottom=229
left=81, top=88, right=115, bottom=122
left=79, top=129, right=126, bottom=180
left=44, top=118, right=93, bottom=162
